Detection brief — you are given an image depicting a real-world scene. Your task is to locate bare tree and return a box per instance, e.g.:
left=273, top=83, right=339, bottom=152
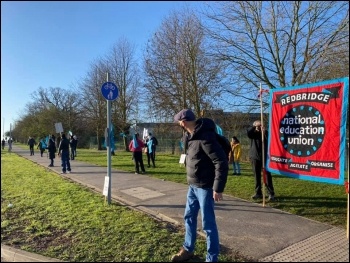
left=105, top=38, right=141, bottom=150
left=144, top=8, right=227, bottom=119
left=13, top=87, right=83, bottom=141
left=203, top=1, right=349, bottom=110
left=307, top=31, right=349, bottom=81
left=79, top=59, right=108, bottom=150
left=12, top=111, right=40, bottom=143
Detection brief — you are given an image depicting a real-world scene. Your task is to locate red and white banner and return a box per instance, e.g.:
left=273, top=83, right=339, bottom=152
left=267, top=77, right=349, bottom=185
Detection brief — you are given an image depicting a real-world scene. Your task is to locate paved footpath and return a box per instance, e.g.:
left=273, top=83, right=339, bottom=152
left=2, top=145, right=349, bottom=262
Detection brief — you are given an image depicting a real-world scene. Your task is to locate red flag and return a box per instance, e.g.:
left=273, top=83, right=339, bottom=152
left=258, top=89, right=269, bottom=98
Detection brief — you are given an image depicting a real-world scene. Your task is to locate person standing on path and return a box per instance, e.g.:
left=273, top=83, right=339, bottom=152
left=48, top=134, right=56, bottom=167
left=69, top=134, right=78, bottom=160
left=7, top=138, right=12, bottom=152
left=171, top=109, right=228, bottom=262
left=58, top=133, right=71, bottom=174
left=128, top=133, right=146, bottom=174
left=37, top=138, right=46, bottom=157
left=247, top=120, right=275, bottom=201
left=2, top=138, right=5, bottom=150
left=27, top=136, right=36, bottom=156
left=230, top=136, right=241, bottom=175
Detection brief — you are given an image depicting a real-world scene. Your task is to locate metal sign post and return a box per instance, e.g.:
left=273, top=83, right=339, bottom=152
left=101, top=74, right=118, bottom=204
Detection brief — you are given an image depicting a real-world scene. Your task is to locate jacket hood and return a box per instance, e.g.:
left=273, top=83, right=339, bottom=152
left=192, top=118, right=216, bottom=139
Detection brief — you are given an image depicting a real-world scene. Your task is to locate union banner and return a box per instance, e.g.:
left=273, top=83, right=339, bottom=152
left=267, top=77, right=349, bottom=185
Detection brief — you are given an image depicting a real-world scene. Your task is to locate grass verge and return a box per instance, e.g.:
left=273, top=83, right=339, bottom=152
left=1, top=149, right=250, bottom=262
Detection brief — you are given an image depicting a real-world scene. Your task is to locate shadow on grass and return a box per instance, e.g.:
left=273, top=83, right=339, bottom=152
left=273, top=196, right=346, bottom=209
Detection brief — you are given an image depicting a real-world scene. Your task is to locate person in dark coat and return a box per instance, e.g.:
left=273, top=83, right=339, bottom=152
left=247, top=120, right=275, bottom=201
left=58, top=133, right=71, bottom=174
left=48, top=134, right=56, bottom=167
left=171, top=109, right=228, bottom=262
left=69, top=135, right=78, bottom=160
left=27, top=136, right=36, bottom=156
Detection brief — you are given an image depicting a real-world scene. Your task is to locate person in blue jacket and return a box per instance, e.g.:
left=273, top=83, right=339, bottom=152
left=145, top=133, right=157, bottom=168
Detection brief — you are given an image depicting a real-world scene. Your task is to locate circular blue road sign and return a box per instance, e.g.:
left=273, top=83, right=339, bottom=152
left=101, top=82, right=119, bottom=100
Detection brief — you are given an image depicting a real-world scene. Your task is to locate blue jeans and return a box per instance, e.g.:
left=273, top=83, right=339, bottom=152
left=60, top=151, right=71, bottom=173
left=233, top=161, right=241, bottom=174
left=70, top=148, right=76, bottom=160
left=183, top=185, right=219, bottom=262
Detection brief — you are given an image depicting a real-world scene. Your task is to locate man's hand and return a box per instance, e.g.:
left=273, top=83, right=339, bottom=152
left=213, top=191, right=223, bottom=202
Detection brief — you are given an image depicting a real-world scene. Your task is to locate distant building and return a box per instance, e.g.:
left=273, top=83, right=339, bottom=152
left=130, top=110, right=268, bottom=139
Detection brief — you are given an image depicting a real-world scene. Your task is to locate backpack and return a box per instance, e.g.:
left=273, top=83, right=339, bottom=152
left=216, top=134, right=231, bottom=160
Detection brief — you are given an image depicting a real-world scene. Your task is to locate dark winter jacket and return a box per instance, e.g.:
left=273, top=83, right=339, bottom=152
left=70, top=137, right=78, bottom=149
left=27, top=138, right=36, bottom=147
left=48, top=138, right=56, bottom=159
left=182, top=118, right=228, bottom=193
left=58, top=137, right=70, bottom=153
left=247, top=126, right=269, bottom=161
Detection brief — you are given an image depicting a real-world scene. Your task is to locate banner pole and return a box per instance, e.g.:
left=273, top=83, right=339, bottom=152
left=260, top=83, right=266, bottom=207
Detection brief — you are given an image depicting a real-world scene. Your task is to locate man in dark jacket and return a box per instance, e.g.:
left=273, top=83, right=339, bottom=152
left=247, top=120, right=275, bottom=201
left=171, top=109, right=228, bottom=262
left=48, top=134, right=56, bottom=167
left=2, top=138, right=5, bottom=150
left=58, top=133, right=71, bottom=174
left=27, top=136, right=36, bottom=156
left=69, top=135, right=78, bottom=160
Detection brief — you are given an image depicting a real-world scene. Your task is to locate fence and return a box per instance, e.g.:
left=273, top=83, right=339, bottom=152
left=89, top=129, right=253, bottom=162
